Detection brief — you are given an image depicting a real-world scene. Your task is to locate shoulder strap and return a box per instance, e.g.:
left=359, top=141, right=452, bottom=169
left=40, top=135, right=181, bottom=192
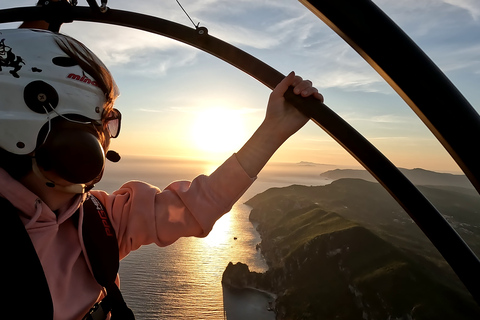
left=81, top=194, right=135, bottom=320
left=82, top=194, right=119, bottom=286
left=0, top=197, right=54, bottom=319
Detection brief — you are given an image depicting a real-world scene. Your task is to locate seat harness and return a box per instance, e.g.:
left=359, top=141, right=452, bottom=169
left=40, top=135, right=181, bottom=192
left=1, top=194, right=135, bottom=320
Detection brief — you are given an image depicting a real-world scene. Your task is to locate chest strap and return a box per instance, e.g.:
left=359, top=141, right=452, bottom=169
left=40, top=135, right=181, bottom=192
left=81, top=194, right=135, bottom=320
left=1, top=195, right=134, bottom=320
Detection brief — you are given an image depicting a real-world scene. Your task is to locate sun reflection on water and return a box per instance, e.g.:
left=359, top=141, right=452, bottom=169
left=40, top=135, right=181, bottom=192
left=111, top=156, right=333, bottom=319
left=203, top=213, right=233, bottom=248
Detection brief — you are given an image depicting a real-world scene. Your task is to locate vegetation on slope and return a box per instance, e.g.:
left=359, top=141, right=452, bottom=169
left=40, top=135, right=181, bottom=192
left=223, top=178, right=480, bottom=319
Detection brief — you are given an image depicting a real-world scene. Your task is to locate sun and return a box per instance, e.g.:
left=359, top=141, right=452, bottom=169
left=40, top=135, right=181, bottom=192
left=191, top=107, right=248, bottom=154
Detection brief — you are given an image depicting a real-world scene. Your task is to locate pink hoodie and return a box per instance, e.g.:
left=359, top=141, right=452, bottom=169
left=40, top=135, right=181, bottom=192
left=0, top=154, right=255, bottom=320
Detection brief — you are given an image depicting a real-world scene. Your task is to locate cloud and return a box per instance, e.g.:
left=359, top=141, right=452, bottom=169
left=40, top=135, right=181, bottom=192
left=435, top=44, right=480, bottom=73
left=53, top=1, right=322, bottom=75
left=8, top=0, right=477, bottom=97
left=441, top=0, right=480, bottom=20
left=370, top=115, right=409, bottom=123
left=138, top=108, right=164, bottom=113
left=60, top=22, right=201, bottom=76
left=340, top=112, right=412, bottom=124
left=319, top=69, right=384, bottom=91
left=367, top=136, right=437, bottom=145
left=199, top=22, right=282, bottom=50
left=298, top=44, right=389, bottom=93
left=166, top=104, right=262, bottom=116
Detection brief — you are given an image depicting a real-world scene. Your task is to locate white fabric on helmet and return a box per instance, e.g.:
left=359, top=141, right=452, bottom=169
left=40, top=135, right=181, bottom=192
left=0, top=28, right=109, bottom=155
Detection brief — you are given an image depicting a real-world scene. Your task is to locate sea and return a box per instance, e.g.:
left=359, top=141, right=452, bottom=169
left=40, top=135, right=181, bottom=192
left=94, top=155, right=339, bottom=320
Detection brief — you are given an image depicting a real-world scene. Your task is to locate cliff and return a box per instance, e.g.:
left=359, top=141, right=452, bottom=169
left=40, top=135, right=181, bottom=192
left=222, top=179, right=480, bottom=319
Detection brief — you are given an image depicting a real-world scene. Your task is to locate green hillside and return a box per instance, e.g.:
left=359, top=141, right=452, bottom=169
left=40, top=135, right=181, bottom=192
left=247, top=179, right=480, bottom=265
left=223, top=179, right=480, bottom=319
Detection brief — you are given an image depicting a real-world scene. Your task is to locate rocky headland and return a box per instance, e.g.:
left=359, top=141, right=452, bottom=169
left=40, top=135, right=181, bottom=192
left=222, top=174, right=480, bottom=319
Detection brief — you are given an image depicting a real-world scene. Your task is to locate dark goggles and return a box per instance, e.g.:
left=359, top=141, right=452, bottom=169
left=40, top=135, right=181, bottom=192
left=103, top=108, right=122, bottom=138
left=40, top=104, right=122, bottom=147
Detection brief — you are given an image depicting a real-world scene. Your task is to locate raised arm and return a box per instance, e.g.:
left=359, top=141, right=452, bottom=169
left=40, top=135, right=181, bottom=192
left=236, top=71, right=323, bottom=178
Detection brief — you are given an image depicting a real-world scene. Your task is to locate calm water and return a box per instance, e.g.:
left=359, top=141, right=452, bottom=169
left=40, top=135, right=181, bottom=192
left=95, top=155, right=336, bottom=319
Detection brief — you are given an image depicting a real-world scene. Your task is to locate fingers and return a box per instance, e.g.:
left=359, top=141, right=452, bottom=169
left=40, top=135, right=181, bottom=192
left=299, top=87, right=324, bottom=102
left=291, top=74, right=324, bottom=103
left=273, top=71, right=324, bottom=103
left=273, top=71, right=297, bottom=96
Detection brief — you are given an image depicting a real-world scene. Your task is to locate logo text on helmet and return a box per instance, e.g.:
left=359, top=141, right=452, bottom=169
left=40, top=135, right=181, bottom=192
left=67, top=73, right=98, bottom=87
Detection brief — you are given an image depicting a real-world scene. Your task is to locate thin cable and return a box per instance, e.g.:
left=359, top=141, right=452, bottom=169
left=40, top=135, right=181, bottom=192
left=40, top=103, right=98, bottom=144
left=175, top=0, right=199, bottom=28
left=46, top=102, right=94, bottom=125
left=41, top=105, right=52, bottom=145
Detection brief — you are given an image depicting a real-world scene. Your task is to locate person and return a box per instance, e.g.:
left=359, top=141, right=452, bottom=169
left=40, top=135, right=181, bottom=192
left=0, top=20, right=323, bottom=320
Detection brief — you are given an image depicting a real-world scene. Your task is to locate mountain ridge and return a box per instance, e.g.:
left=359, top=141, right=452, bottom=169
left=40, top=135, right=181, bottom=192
left=223, top=205, right=480, bottom=319
left=222, top=169, right=480, bottom=319
left=320, top=167, right=473, bottom=189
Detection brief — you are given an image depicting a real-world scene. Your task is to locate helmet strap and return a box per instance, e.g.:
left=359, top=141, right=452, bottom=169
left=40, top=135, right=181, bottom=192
left=32, top=158, right=86, bottom=194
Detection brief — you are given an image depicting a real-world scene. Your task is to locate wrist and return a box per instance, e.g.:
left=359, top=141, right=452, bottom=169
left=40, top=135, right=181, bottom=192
left=235, top=121, right=286, bottom=178
left=259, top=118, right=294, bottom=145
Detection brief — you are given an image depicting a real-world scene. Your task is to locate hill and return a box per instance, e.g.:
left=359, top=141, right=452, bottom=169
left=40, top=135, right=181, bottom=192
left=246, top=179, right=480, bottom=263
left=223, top=178, right=480, bottom=319
left=320, top=167, right=473, bottom=189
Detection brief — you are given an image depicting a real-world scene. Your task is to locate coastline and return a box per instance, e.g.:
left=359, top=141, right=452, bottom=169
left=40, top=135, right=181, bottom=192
left=222, top=284, right=276, bottom=320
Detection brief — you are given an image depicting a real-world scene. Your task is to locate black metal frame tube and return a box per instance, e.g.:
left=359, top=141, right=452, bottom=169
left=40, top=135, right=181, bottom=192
left=301, top=0, right=480, bottom=194
left=1, top=5, right=479, bottom=304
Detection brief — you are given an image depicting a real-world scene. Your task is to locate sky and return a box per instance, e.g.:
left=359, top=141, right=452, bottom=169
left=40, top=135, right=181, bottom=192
left=3, top=0, right=480, bottom=173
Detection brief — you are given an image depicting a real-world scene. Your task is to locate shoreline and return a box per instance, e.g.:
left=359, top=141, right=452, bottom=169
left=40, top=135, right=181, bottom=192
left=223, top=283, right=277, bottom=300
left=222, top=284, right=276, bottom=320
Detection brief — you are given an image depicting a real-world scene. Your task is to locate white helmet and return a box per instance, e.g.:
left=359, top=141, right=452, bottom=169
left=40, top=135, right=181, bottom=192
left=0, top=28, right=120, bottom=187
left=0, top=28, right=113, bottom=155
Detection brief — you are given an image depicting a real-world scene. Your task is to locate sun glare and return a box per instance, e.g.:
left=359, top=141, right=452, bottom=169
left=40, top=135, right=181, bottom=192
left=192, top=107, right=248, bottom=154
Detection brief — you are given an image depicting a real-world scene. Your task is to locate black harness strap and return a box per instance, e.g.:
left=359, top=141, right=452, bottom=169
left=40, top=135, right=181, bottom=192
left=81, top=194, right=135, bottom=320
left=0, top=197, right=54, bottom=319
left=1, top=195, right=134, bottom=320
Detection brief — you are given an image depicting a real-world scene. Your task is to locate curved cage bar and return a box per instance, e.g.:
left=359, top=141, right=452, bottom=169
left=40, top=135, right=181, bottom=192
left=302, top=0, right=480, bottom=195
left=1, top=4, right=479, bottom=304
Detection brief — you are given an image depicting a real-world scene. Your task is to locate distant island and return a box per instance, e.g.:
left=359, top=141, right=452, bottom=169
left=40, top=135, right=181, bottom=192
left=222, top=169, right=480, bottom=319
left=320, top=167, right=473, bottom=189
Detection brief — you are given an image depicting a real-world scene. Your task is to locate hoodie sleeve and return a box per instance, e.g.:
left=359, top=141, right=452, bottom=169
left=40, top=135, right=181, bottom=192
left=91, top=154, right=255, bottom=260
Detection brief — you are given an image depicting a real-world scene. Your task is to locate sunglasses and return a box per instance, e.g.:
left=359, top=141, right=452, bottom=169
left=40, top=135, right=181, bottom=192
left=103, top=108, right=122, bottom=138
left=42, top=104, right=123, bottom=145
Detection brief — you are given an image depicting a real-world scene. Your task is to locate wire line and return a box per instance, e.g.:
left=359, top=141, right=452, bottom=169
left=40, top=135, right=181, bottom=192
left=175, top=0, right=199, bottom=28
